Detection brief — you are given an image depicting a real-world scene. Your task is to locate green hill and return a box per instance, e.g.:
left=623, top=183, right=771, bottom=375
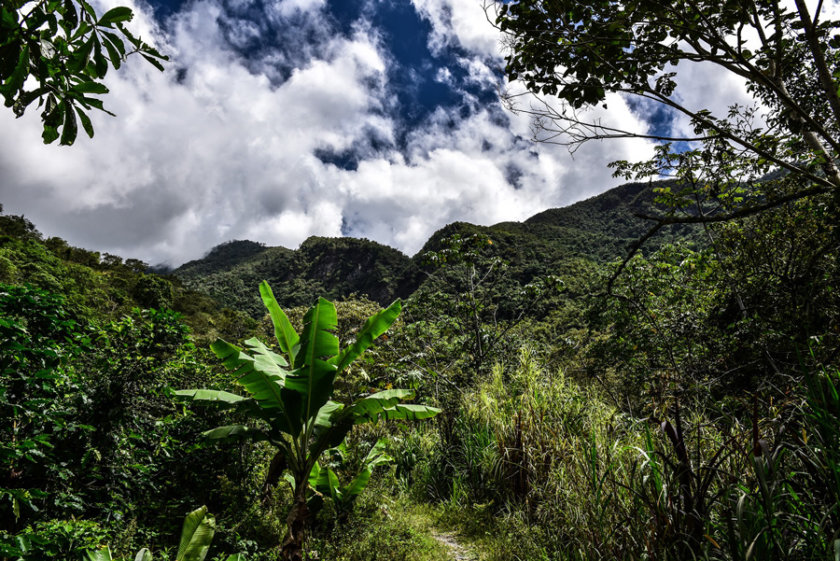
left=172, top=180, right=698, bottom=317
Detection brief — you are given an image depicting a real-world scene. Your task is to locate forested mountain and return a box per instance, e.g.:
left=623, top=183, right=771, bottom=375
left=174, top=180, right=699, bottom=316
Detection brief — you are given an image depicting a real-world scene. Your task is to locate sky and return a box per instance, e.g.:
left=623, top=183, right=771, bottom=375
left=0, top=0, right=754, bottom=267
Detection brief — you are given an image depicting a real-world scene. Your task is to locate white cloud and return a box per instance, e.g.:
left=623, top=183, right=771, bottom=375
left=410, top=0, right=500, bottom=57
left=0, top=0, right=658, bottom=267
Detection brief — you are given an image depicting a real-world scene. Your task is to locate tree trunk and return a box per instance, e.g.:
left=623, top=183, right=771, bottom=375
left=281, top=484, right=309, bottom=561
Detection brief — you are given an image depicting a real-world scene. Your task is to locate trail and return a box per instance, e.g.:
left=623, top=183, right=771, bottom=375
left=431, top=530, right=478, bottom=561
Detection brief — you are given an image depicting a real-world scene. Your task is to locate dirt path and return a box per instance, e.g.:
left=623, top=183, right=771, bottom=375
left=431, top=530, right=478, bottom=561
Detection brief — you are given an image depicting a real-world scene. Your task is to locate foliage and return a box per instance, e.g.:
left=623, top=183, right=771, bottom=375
left=307, top=439, right=393, bottom=518
left=496, top=0, right=840, bottom=226
left=86, top=506, right=246, bottom=561
left=0, top=284, right=92, bottom=531
left=175, top=237, right=419, bottom=317
left=1, top=0, right=167, bottom=144
left=176, top=281, right=440, bottom=560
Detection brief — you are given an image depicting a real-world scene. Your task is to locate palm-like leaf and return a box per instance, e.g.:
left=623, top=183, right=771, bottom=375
left=260, top=280, right=299, bottom=363
left=332, top=300, right=401, bottom=372
left=286, top=297, right=339, bottom=421
left=347, top=389, right=441, bottom=424
left=176, top=506, right=216, bottom=561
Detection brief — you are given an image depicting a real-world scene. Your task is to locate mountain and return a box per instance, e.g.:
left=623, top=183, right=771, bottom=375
left=173, top=180, right=699, bottom=316
left=175, top=236, right=422, bottom=317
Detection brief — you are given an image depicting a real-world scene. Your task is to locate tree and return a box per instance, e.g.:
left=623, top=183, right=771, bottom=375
left=1, top=0, right=167, bottom=145
left=175, top=281, right=440, bottom=561
left=493, top=0, right=840, bottom=231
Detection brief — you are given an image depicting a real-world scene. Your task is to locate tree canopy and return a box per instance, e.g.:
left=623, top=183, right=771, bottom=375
left=0, top=0, right=167, bottom=145
left=494, top=0, right=840, bottom=224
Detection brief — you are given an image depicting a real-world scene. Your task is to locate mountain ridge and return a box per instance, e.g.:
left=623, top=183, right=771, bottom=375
left=173, top=179, right=698, bottom=316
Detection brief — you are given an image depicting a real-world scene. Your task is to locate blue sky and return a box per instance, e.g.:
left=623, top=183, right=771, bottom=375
left=0, top=0, right=752, bottom=266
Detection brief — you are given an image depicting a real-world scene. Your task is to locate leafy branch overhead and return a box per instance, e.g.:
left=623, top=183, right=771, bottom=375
left=494, top=0, right=840, bottom=227
left=0, top=0, right=168, bottom=145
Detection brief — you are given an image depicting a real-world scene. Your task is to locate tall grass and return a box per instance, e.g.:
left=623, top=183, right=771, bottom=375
left=410, top=349, right=840, bottom=561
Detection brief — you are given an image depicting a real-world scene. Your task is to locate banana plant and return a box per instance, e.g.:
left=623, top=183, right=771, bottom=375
left=85, top=506, right=243, bottom=561
left=175, top=281, right=440, bottom=561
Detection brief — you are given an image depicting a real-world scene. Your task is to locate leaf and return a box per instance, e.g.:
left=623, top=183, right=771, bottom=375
left=141, top=53, right=165, bottom=72
left=42, top=125, right=59, bottom=144
left=63, top=0, right=78, bottom=31
left=201, top=424, right=269, bottom=442
left=4, top=45, right=29, bottom=96
left=346, top=389, right=414, bottom=420
left=71, top=81, right=108, bottom=94
left=103, top=36, right=121, bottom=69
left=97, top=6, right=134, bottom=26
left=134, top=548, right=152, bottom=561
left=332, top=300, right=401, bottom=373
left=75, top=106, right=93, bottom=138
left=173, top=388, right=248, bottom=406
left=102, top=31, right=126, bottom=56
left=85, top=547, right=113, bottom=561
left=93, top=37, right=107, bottom=77
left=224, top=555, right=246, bottom=561
left=39, top=39, right=56, bottom=59
left=69, top=36, right=94, bottom=72
left=244, top=336, right=289, bottom=369
left=259, top=281, right=299, bottom=363
left=176, top=506, right=216, bottom=561
left=286, top=297, right=339, bottom=421
left=60, top=101, right=78, bottom=145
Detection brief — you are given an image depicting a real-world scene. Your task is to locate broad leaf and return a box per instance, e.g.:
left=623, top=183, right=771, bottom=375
left=346, top=389, right=415, bottom=419
left=85, top=548, right=113, bottom=561
left=201, top=424, right=270, bottom=442
left=176, top=506, right=215, bottom=561
left=287, top=298, right=339, bottom=420
left=134, top=549, right=152, bottom=561
left=97, top=6, right=133, bottom=26
left=173, top=389, right=247, bottom=405
left=244, top=336, right=289, bottom=369
left=260, top=280, right=299, bottom=363
left=332, top=300, right=401, bottom=373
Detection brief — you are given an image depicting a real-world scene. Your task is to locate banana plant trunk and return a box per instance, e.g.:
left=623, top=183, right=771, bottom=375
left=281, top=477, right=310, bottom=561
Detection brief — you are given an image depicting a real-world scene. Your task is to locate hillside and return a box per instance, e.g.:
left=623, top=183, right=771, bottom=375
left=174, top=179, right=699, bottom=315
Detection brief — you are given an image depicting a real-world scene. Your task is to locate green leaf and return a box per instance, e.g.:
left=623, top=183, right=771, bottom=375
left=286, top=298, right=339, bottom=421
left=85, top=547, right=113, bottom=561
left=63, top=0, right=78, bottom=31
left=134, top=548, right=152, bottom=561
left=224, top=555, right=246, bottom=561
left=93, top=37, right=107, bottom=77
left=69, top=36, right=94, bottom=72
left=141, top=53, right=165, bottom=72
left=3, top=44, right=29, bottom=96
left=60, top=101, right=78, bottom=145
left=42, top=124, right=59, bottom=144
left=176, top=506, right=216, bottom=561
left=332, top=299, right=401, bottom=373
left=102, top=31, right=126, bottom=56
left=173, top=388, right=248, bottom=405
left=97, top=6, right=134, bottom=26
left=76, top=106, right=93, bottom=138
left=71, top=81, right=108, bottom=94
left=260, top=280, right=299, bottom=363
left=244, top=336, right=289, bottom=369
left=201, top=424, right=269, bottom=442
left=103, top=36, right=121, bottom=69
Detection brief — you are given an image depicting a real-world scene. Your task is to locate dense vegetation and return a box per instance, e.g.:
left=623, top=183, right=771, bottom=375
left=3, top=1, right=840, bottom=559
left=1, top=165, right=838, bottom=560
